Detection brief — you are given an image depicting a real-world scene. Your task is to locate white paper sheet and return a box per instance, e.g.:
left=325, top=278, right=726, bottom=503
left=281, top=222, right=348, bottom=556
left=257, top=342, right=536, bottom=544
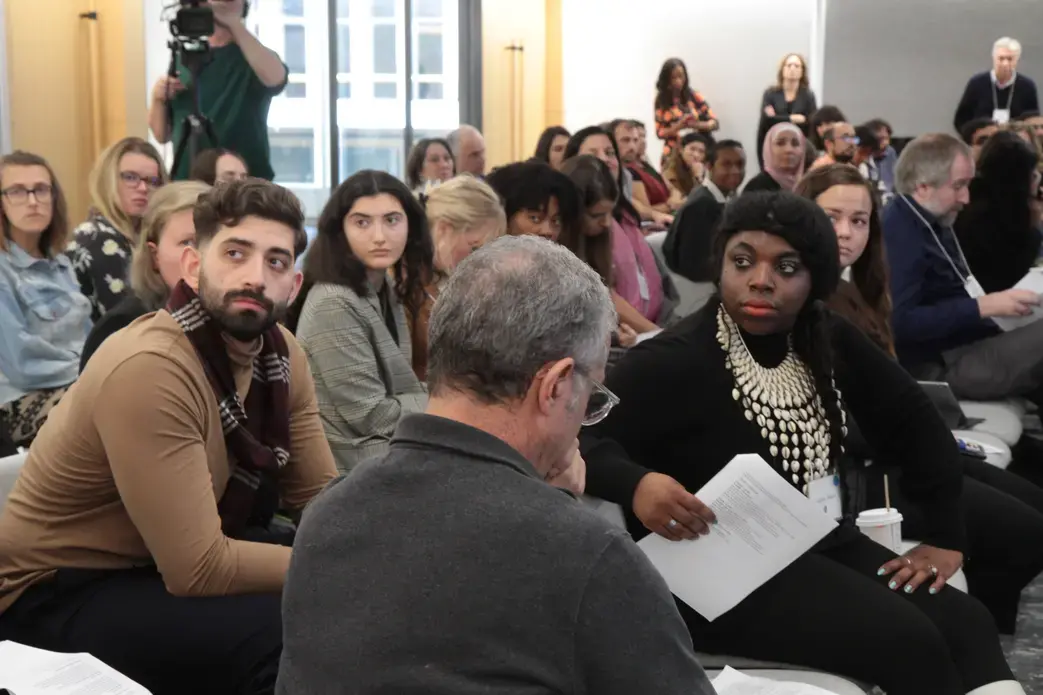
left=637, top=454, right=837, bottom=621
left=992, top=268, right=1043, bottom=332
left=634, top=329, right=663, bottom=344
left=712, top=666, right=842, bottom=695
left=0, top=641, right=151, bottom=694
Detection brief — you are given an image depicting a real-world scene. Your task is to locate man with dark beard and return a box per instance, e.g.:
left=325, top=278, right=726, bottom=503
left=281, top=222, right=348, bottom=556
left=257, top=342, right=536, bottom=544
left=0, top=179, right=337, bottom=695
left=810, top=121, right=857, bottom=170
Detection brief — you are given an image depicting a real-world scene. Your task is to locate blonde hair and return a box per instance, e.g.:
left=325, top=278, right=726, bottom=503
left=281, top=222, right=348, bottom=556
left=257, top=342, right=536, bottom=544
left=88, top=137, right=168, bottom=240
left=424, top=175, right=506, bottom=272
left=775, top=53, right=809, bottom=90
left=130, top=180, right=210, bottom=310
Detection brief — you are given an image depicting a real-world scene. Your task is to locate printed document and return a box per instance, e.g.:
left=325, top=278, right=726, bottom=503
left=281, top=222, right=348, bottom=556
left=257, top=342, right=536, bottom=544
left=0, top=641, right=151, bottom=694
left=993, top=268, right=1043, bottom=332
left=637, top=454, right=837, bottom=621
left=712, top=666, right=846, bottom=695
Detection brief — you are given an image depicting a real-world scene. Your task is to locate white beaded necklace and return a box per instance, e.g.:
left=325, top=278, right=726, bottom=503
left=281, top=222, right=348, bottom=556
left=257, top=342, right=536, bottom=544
left=716, top=305, right=846, bottom=494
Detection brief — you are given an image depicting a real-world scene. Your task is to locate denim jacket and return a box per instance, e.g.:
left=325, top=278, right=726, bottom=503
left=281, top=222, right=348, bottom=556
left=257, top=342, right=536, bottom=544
left=0, top=242, right=91, bottom=405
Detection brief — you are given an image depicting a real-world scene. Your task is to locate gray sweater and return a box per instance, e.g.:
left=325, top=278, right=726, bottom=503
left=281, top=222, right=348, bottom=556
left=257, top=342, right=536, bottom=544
left=276, top=413, right=715, bottom=695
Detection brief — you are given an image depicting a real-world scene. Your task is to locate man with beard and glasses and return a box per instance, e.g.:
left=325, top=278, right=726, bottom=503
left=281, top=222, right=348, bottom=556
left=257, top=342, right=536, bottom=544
left=810, top=121, right=857, bottom=170
left=0, top=179, right=337, bottom=695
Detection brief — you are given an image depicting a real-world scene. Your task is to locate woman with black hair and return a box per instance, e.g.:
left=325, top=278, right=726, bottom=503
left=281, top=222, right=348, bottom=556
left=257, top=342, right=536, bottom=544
left=534, top=126, right=571, bottom=169
left=290, top=170, right=431, bottom=474
left=956, top=131, right=1041, bottom=294
left=653, top=58, right=718, bottom=169
left=802, top=163, right=1043, bottom=635
left=585, top=190, right=1021, bottom=694
left=663, top=132, right=709, bottom=200
left=189, top=148, right=248, bottom=185
left=485, top=159, right=581, bottom=242
left=405, top=138, right=455, bottom=192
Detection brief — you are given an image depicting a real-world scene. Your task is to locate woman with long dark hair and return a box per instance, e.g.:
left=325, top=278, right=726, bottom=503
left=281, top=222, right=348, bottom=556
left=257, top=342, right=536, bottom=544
left=800, top=163, right=1043, bottom=635
left=585, top=190, right=1021, bottom=694
left=663, top=132, right=708, bottom=200
left=534, top=126, right=571, bottom=169
left=653, top=58, right=718, bottom=170
left=405, top=138, right=456, bottom=192
left=955, top=131, right=1041, bottom=293
left=290, top=170, right=432, bottom=473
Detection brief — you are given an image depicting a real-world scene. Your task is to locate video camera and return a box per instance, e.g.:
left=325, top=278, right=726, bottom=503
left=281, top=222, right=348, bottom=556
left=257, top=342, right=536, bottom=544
left=168, top=0, right=215, bottom=55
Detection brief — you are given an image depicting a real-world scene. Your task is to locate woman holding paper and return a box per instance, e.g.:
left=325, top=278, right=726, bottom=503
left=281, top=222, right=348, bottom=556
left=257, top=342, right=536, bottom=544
left=584, top=190, right=1021, bottom=694
left=801, top=163, right=1043, bottom=635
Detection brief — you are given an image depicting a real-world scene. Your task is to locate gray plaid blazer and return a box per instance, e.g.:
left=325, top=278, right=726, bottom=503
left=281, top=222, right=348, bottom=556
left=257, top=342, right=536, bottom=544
left=295, top=282, right=428, bottom=474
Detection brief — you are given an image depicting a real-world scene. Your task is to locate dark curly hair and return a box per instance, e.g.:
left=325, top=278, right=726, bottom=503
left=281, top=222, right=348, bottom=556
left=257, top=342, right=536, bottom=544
left=712, top=191, right=844, bottom=469
left=287, top=170, right=433, bottom=331
left=564, top=126, right=641, bottom=224
left=193, top=178, right=307, bottom=258
left=654, top=58, right=695, bottom=111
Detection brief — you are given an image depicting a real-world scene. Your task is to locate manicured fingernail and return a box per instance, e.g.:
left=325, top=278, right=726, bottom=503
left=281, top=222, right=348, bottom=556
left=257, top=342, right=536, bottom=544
left=904, top=585, right=913, bottom=594
left=929, top=587, right=938, bottom=595
left=888, top=581, right=897, bottom=590
left=877, top=568, right=886, bottom=576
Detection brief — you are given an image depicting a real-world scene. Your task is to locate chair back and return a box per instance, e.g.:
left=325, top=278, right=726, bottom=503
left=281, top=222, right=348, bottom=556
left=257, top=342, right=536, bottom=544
left=0, top=452, right=28, bottom=510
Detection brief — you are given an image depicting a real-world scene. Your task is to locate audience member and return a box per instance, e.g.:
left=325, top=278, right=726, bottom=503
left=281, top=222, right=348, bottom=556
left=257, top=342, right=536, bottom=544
left=663, top=139, right=746, bottom=282
left=561, top=155, right=675, bottom=335
left=290, top=171, right=430, bottom=474
left=533, top=125, right=570, bottom=169
left=69, top=137, right=168, bottom=321
left=586, top=190, right=1020, bottom=695
left=0, top=152, right=89, bottom=449
left=811, top=122, right=857, bottom=169
left=612, top=119, right=672, bottom=212
left=654, top=58, right=718, bottom=169
left=808, top=104, right=847, bottom=152
left=865, top=118, right=899, bottom=193
left=663, top=132, right=708, bottom=200
left=956, top=131, right=1041, bottom=293
left=801, top=163, right=1043, bottom=635
left=745, top=122, right=805, bottom=193
left=148, top=0, right=287, bottom=180
left=1002, top=120, right=1043, bottom=156
left=960, top=117, right=1000, bottom=162
left=405, top=137, right=456, bottom=192
left=407, top=175, right=506, bottom=381
left=1019, top=110, right=1043, bottom=138
left=0, top=179, right=337, bottom=695
left=486, top=160, right=580, bottom=242
left=883, top=133, right=1043, bottom=409
left=80, top=181, right=211, bottom=369
left=277, top=235, right=715, bottom=695
left=189, top=148, right=249, bottom=185
left=955, top=37, right=1039, bottom=130
left=632, top=119, right=686, bottom=210
left=853, top=125, right=882, bottom=183
left=756, top=53, right=818, bottom=168
left=446, top=124, right=487, bottom=177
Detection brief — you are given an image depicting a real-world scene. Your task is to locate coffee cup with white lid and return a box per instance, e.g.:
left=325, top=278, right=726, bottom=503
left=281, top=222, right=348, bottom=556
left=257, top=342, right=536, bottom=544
left=856, top=508, right=903, bottom=554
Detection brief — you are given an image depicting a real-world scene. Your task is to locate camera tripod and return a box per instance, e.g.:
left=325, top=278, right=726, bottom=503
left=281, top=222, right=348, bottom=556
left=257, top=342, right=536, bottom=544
left=168, top=42, right=217, bottom=177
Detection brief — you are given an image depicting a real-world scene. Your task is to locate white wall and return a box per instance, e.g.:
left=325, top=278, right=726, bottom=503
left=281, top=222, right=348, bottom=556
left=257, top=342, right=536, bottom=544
left=561, top=0, right=819, bottom=173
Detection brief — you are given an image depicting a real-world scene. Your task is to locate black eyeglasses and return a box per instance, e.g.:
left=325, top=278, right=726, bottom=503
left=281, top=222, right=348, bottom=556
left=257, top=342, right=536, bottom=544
left=1, top=184, right=52, bottom=205
left=119, top=171, right=165, bottom=189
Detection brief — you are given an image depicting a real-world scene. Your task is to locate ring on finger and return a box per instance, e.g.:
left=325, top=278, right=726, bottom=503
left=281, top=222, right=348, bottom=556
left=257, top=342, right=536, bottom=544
left=904, top=556, right=913, bottom=567
left=667, top=519, right=679, bottom=529
left=930, top=565, right=938, bottom=576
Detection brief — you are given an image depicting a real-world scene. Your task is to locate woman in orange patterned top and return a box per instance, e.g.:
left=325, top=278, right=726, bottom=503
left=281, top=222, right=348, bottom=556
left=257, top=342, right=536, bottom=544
left=654, top=58, right=719, bottom=169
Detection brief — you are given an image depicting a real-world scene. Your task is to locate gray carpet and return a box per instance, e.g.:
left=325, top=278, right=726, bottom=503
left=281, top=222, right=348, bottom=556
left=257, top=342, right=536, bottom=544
left=1005, top=575, right=1043, bottom=692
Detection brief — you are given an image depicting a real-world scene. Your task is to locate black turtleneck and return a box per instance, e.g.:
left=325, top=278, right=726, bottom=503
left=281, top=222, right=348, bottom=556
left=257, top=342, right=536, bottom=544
left=583, top=299, right=967, bottom=552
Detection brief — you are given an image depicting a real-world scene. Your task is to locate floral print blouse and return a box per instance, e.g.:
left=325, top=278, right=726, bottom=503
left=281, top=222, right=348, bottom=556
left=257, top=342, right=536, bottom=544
left=67, top=214, right=133, bottom=322
left=654, top=91, right=716, bottom=166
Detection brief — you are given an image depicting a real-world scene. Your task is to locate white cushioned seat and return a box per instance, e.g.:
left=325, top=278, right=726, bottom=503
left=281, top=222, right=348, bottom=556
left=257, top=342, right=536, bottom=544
left=0, top=452, right=27, bottom=509
left=703, top=666, right=872, bottom=694
left=959, top=401, right=1024, bottom=446
left=644, top=231, right=715, bottom=318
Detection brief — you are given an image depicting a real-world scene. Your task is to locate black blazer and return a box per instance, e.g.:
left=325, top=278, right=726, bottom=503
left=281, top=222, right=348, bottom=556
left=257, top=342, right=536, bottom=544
left=757, top=86, right=817, bottom=168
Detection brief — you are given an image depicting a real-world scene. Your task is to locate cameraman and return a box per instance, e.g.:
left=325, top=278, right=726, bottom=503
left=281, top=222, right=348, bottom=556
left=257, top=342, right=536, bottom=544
left=148, top=0, right=288, bottom=181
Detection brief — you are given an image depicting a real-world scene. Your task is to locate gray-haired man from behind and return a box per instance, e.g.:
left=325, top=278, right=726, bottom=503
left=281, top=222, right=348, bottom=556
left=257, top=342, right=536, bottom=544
left=276, top=235, right=715, bottom=695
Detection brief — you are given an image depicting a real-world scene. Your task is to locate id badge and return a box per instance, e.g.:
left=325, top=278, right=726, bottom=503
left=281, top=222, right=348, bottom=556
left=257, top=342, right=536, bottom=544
left=964, top=274, right=986, bottom=299
left=808, top=473, right=842, bottom=520
left=993, top=108, right=1011, bottom=124
left=636, top=267, right=651, bottom=302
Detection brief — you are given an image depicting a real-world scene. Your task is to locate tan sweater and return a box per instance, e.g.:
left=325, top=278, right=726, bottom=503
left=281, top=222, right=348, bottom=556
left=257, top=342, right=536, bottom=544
left=0, top=310, right=338, bottom=614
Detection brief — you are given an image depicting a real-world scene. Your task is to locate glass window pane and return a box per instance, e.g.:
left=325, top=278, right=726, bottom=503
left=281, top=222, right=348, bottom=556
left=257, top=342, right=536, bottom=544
left=416, top=0, right=442, bottom=17
left=269, top=128, right=315, bottom=184
left=337, top=0, right=350, bottom=17
left=417, top=33, right=442, bottom=75
left=340, top=129, right=405, bottom=180
left=372, top=0, right=395, bottom=17
left=285, top=82, right=307, bottom=98
left=284, top=25, right=306, bottom=74
left=282, top=0, right=304, bottom=16
left=417, top=82, right=443, bottom=100
left=338, top=82, right=352, bottom=99
left=374, top=82, right=397, bottom=99
left=373, top=25, right=396, bottom=73
left=337, top=25, right=351, bottom=73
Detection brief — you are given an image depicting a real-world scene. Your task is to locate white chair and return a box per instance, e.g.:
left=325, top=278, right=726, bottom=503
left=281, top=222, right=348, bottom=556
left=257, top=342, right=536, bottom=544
left=644, top=231, right=715, bottom=319
left=959, top=400, right=1024, bottom=447
left=951, top=430, right=1012, bottom=469
left=0, top=452, right=27, bottom=509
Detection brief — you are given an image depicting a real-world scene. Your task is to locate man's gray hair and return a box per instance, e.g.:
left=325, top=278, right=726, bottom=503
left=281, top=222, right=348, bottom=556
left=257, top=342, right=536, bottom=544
left=894, top=133, right=972, bottom=196
left=446, top=124, right=479, bottom=159
left=994, top=37, right=1022, bottom=57
left=427, top=235, right=617, bottom=404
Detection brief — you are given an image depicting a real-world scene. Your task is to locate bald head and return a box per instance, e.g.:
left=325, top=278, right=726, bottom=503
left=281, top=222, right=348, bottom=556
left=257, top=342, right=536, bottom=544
left=448, top=125, right=486, bottom=176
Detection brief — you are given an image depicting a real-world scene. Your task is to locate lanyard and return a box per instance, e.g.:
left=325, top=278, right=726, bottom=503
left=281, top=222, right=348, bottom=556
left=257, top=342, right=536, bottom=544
left=900, top=196, right=972, bottom=282
left=992, top=75, right=1016, bottom=112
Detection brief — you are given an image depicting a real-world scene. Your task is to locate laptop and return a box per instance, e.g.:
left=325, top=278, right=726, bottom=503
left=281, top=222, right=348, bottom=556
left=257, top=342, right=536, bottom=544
left=917, top=381, right=985, bottom=430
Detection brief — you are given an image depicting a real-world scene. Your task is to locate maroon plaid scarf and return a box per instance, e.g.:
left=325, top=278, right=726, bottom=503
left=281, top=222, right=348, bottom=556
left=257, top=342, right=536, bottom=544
left=166, top=280, right=291, bottom=537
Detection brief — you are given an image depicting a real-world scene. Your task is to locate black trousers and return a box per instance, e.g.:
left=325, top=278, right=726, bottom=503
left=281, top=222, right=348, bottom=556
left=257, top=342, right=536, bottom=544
left=678, top=531, right=1013, bottom=695
left=877, top=457, right=1043, bottom=634
left=0, top=567, right=282, bottom=695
